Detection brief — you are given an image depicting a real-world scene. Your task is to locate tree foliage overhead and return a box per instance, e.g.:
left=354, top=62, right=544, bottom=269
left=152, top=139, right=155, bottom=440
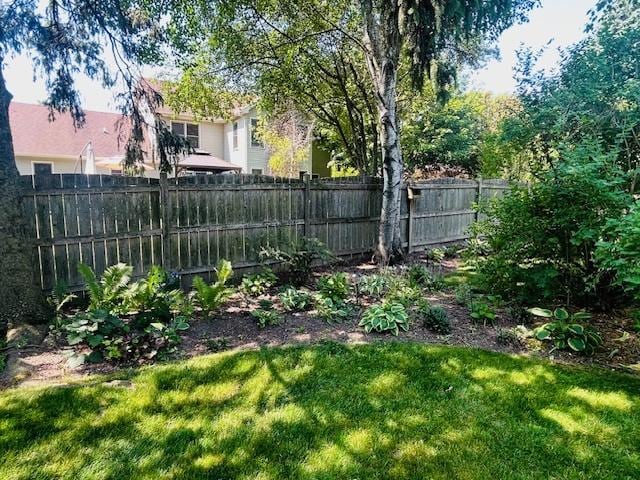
left=497, top=0, right=640, bottom=185
left=401, top=0, right=539, bottom=92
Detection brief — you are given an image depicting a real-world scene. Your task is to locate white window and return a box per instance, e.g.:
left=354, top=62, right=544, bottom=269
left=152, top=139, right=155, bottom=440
left=32, top=162, right=53, bottom=175
left=171, top=121, right=200, bottom=149
left=251, top=168, right=263, bottom=175
left=232, top=122, right=239, bottom=150
left=250, top=118, right=262, bottom=147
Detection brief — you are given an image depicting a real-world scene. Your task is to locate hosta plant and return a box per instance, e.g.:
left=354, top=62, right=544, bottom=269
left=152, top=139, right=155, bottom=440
left=279, top=287, right=312, bottom=312
left=469, top=300, right=497, bottom=325
left=251, top=299, right=282, bottom=328
left=315, top=296, right=352, bottom=324
left=530, top=308, right=602, bottom=354
left=358, top=274, right=389, bottom=296
left=359, top=302, right=409, bottom=335
left=317, top=272, right=350, bottom=303
left=191, top=260, right=233, bottom=318
left=240, top=269, right=277, bottom=297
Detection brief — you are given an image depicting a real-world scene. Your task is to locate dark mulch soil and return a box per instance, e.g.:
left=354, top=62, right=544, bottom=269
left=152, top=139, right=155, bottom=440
left=4, top=256, right=640, bottom=388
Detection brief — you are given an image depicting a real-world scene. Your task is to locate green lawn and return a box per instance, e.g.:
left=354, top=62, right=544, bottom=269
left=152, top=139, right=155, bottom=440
left=1, top=343, right=639, bottom=479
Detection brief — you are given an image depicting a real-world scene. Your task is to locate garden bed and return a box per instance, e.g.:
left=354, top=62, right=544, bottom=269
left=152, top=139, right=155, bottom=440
left=3, top=256, right=639, bottom=388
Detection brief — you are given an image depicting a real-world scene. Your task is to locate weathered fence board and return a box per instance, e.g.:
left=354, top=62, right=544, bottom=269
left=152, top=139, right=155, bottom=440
left=20, top=173, right=508, bottom=291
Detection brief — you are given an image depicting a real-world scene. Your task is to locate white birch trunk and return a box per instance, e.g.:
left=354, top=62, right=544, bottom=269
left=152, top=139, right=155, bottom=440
left=361, top=0, right=404, bottom=264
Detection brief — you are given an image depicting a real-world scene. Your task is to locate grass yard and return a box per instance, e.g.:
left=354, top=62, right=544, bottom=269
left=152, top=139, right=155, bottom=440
left=1, top=342, right=639, bottom=480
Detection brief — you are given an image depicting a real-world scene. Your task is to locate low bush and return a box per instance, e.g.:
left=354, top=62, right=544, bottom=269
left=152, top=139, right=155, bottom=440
left=260, top=238, right=334, bottom=286
left=279, top=287, right=312, bottom=312
left=474, top=145, right=633, bottom=308
left=530, top=308, right=602, bottom=354
left=78, top=262, right=132, bottom=314
left=191, top=260, right=233, bottom=318
left=454, top=284, right=473, bottom=306
left=469, top=300, right=497, bottom=326
left=359, top=302, right=409, bottom=335
left=358, top=274, right=389, bottom=297
left=205, top=337, right=230, bottom=352
left=424, top=248, right=445, bottom=263
left=420, top=305, right=451, bottom=334
left=317, top=272, right=350, bottom=303
left=314, top=296, right=352, bottom=324
left=251, top=299, right=282, bottom=328
left=385, top=284, right=422, bottom=309
left=407, top=264, right=445, bottom=291
left=240, top=269, right=277, bottom=297
left=496, top=326, right=531, bottom=346
left=61, top=264, right=194, bottom=366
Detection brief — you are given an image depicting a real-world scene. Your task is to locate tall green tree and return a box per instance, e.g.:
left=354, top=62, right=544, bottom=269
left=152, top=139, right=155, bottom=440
left=499, top=0, right=640, bottom=186
left=360, top=0, right=537, bottom=263
left=0, top=0, right=179, bottom=343
left=162, top=0, right=536, bottom=263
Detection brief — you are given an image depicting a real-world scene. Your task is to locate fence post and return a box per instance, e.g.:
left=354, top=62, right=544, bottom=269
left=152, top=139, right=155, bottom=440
left=159, top=172, right=172, bottom=269
left=303, top=173, right=311, bottom=238
left=407, top=186, right=414, bottom=254
left=475, top=176, right=483, bottom=222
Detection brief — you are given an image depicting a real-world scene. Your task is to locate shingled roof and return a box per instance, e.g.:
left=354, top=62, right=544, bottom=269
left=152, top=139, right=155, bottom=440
left=9, top=102, right=129, bottom=159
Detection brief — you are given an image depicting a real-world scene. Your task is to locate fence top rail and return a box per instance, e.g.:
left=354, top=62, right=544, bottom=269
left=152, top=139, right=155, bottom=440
left=174, top=173, right=305, bottom=186
left=20, top=173, right=159, bottom=191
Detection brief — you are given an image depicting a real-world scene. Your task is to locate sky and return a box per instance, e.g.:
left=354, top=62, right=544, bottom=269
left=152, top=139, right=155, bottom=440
left=4, top=0, right=598, bottom=113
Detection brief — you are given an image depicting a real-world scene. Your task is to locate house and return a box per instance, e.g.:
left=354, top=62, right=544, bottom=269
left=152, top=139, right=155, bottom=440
left=9, top=97, right=332, bottom=178
left=9, top=102, right=132, bottom=176
left=153, top=100, right=331, bottom=177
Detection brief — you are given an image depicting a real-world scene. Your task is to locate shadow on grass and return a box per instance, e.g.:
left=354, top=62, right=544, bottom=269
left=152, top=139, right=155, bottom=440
left=1, top=342, right=639, bottom=479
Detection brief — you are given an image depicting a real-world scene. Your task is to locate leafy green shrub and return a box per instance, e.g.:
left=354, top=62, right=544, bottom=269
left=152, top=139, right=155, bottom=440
left=385, top=284, right=422, bottom=309
left=475, top=146, right=632, bottom=308
left=205, top=337, right=230, bottom=352
left=359, top=302, right=409, bottom=335
left=314, top=296, right=352, bottom=323
left=240, top=269, right=277, bottom=297
left=595, top=201, right=640, bottom=303
left=317, top=272, right=350, bottom=303
left=78, top=263, right=133, bottom=314
left=420, top=305, right=451, bottom=334
left=358, top=274, right=389, bottom=296
left=279, top=287, right=312, bottom=312
left=469, top=300, right=497, bottom=325
left=530, top=308, right=602, bottom=354
left=61, top=264, right=194, bottom=366
left=251, top=300, right=282, bottom=328
left=260, top=238, right=334, bottom=286
left=454, top=284, right=473, bottom=306
left=407, top=264, right=445, bottom=291
left=124, top=266, right=193, bottom=327
left=191, top=260, right=233, bottom=318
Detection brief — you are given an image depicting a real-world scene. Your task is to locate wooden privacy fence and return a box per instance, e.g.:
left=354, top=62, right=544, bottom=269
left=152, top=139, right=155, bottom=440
left=19, top=173, right=508, bottom=291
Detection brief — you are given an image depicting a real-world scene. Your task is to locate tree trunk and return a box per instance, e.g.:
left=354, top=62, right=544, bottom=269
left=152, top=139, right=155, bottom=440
left=361, top=0, right=404, bottom=265
left=0, top=60, right=48, bottom=343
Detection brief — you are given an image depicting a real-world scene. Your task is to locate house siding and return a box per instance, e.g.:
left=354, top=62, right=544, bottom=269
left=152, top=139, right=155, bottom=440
left=245, top=109, right=270, bottom=174
left=14, top=155, right=112, bottom=175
